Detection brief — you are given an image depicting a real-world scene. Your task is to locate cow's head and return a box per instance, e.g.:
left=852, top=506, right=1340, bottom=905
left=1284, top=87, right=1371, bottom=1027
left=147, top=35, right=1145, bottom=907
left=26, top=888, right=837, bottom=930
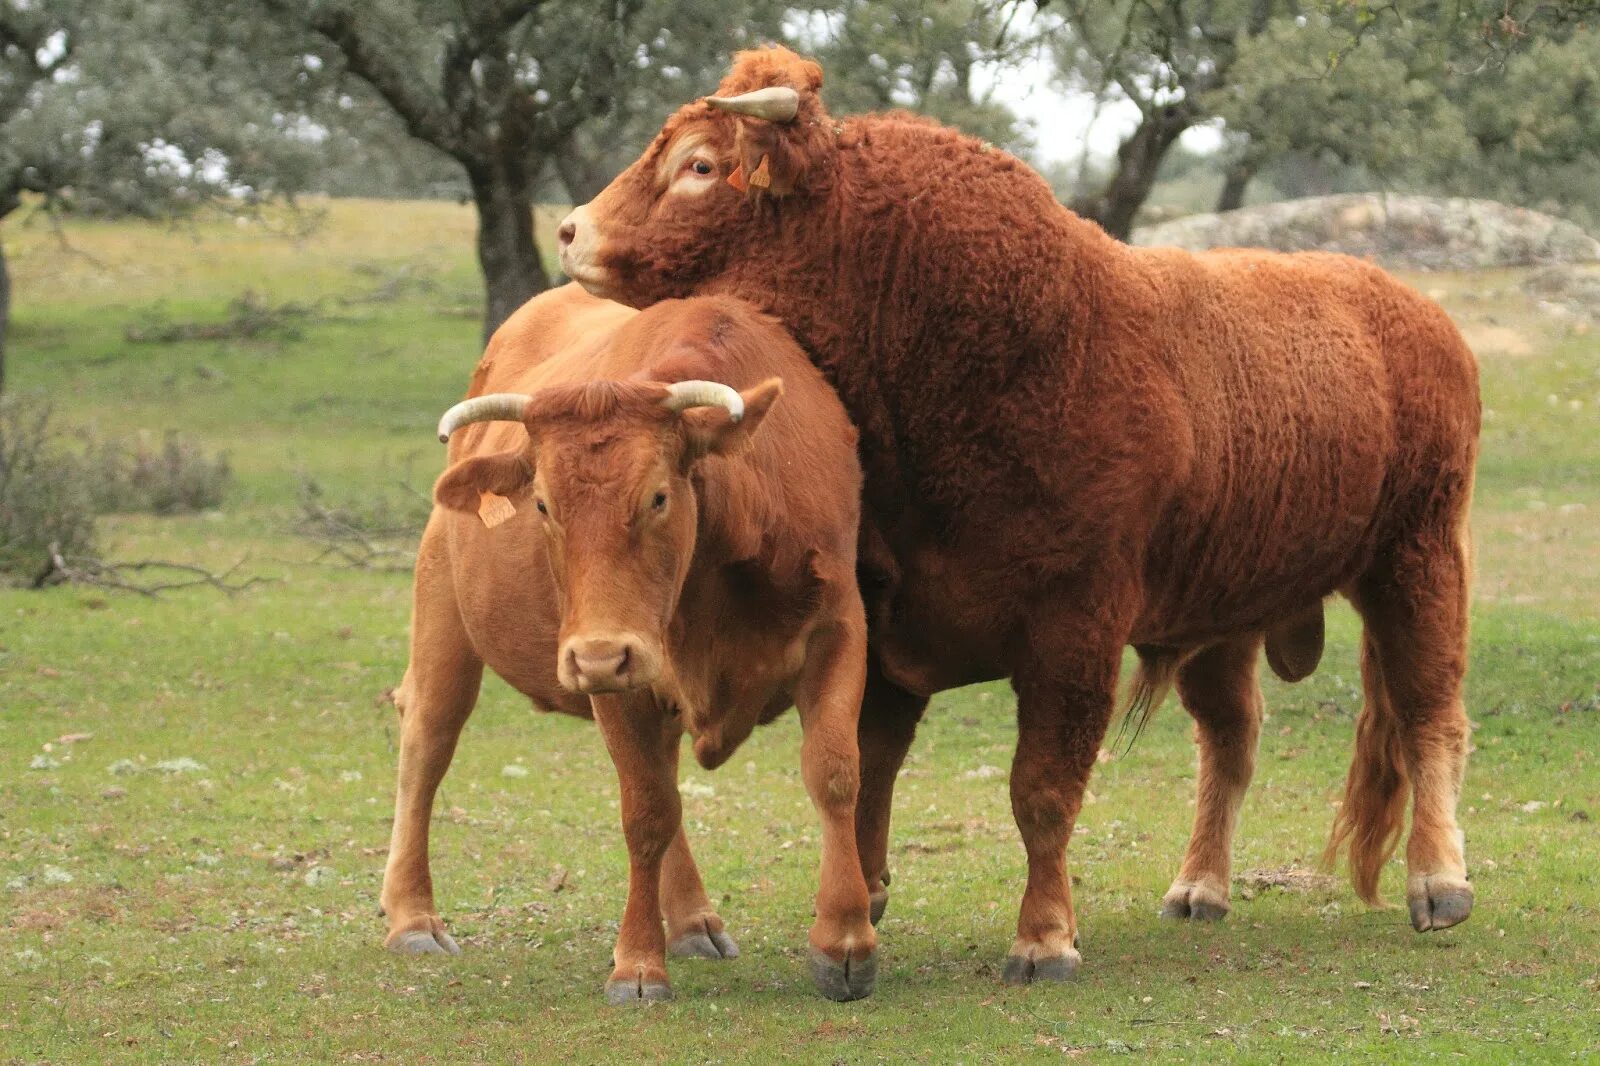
left=557, top=46, right=834, bottom=307
left=433, top=378, right=783, bottom=695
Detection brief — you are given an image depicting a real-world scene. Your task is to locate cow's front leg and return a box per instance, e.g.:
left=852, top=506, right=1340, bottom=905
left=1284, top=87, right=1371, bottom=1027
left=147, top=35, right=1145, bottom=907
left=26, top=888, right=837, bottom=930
left=591, top=694, right=680, bottom=1004
left=795, top=614, right=878, bottom=1001
left=660, top=736, right=739, bottom=959
left=1003, top=605, right=1124, bottom=984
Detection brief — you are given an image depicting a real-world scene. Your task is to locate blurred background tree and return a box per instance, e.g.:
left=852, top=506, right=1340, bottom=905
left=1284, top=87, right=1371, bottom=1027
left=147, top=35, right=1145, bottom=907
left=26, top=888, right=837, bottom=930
left=0, top=0, right=319, bottom=394
left=5, top=0, right=1598, bottom=344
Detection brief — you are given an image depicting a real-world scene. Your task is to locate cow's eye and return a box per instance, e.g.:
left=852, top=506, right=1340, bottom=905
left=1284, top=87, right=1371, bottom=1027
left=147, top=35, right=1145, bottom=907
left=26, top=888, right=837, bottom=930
left=651, top=491, right=668, bottom=510
left=689, top=159, right=713, bottom=176
left=535, top=499, right=548, bottom=516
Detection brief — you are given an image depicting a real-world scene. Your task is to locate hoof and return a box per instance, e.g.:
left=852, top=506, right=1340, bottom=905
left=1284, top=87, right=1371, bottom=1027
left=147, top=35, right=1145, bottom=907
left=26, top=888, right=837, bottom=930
left=1159, top=881, right=1230, bottom=922
left=808, top=945, right=878, bottom=1002
left=1001, top=947, right=1081, bottom=985
left=604, top=975, right=673, bottom=1005
left=869, top=888, right=888, bottom=926
left=669, top=928, right=740, bottom=960
left=1408, top=876, right=1473, bottom=932
left=386, top=926, right=461, bottom=956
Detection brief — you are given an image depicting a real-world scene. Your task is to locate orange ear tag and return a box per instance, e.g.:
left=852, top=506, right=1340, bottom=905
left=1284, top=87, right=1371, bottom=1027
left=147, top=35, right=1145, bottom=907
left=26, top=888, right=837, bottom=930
left=726, top=163, right=748, bottom=191
left=478, top=491, right=516, bottom=529
left=748, top=155, right=772, bottom=189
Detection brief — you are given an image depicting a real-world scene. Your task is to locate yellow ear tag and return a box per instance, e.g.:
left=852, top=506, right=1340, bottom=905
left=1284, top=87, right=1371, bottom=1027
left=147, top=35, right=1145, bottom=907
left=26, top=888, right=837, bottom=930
left=478, top=491, right=516, bottom=529
left=748, top=154, right=772, bottom=189
left=726, top=162, right=748, bottom=191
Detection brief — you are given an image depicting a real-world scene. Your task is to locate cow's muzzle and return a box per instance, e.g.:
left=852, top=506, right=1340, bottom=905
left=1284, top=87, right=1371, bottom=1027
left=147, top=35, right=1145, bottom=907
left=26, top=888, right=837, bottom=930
left=559, top=633, right=661, bottom=694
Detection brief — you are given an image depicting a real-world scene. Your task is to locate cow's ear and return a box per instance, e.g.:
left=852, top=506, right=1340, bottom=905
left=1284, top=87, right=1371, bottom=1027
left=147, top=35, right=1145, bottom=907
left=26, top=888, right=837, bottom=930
left=682, top=378, right=783, bottom=459
left=434, top=450, right=533, bottom=513
left=735, top=120, right=810, bottom=197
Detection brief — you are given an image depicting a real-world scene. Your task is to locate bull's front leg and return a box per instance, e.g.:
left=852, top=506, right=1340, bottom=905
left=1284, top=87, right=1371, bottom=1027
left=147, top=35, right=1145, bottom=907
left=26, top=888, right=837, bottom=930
left=1003, top=598, right=1126, bottom=984
left=794, top=612, right=878, bottom=1001
left=590, top=693, right=681, bottom=1004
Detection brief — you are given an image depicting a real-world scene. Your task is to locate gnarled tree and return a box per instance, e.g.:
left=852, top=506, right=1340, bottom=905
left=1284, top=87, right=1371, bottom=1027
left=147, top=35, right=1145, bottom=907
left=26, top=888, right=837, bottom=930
left=255, top=0, right=646, bottom=340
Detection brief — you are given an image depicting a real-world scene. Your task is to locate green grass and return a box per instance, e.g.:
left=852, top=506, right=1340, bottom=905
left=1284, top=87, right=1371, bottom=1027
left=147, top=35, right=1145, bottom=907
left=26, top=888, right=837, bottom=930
left=2, top=202, right=1598, bottom=1063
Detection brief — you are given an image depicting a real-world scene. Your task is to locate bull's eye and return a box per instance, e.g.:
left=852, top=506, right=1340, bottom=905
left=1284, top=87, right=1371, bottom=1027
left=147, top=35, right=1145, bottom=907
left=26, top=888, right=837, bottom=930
left=652, top=491, right=668, bottom=510
left=689, top=159, right=713, bottom=176
left=535, top=499, right=548, bottom=516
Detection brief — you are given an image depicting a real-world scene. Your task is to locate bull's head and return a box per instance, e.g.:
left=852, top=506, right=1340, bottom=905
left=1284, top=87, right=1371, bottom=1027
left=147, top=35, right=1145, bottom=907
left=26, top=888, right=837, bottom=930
left=433, top=377, right=783, bottom=695
left=557, top=46, right=833, bottom=307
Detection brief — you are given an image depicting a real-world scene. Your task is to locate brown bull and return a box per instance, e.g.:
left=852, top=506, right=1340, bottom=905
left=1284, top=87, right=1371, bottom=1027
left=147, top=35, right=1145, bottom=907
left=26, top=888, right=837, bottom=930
left=558, top=47, right=1482, bottom=983
left=381, top=284, right=878, bottom=1002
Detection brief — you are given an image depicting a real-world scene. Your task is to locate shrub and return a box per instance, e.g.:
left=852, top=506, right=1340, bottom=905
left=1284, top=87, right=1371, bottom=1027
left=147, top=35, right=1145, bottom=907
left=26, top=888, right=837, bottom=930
left=83, top=431, right=231, bottom=515
left=0, top=398, right=98, bottom=586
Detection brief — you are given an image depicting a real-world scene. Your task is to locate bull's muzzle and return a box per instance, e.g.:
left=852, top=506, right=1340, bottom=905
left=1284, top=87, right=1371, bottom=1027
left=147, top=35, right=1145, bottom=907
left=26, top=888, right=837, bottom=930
left=559, top=633, right=661, bottom=694
left=556, top=205, right=613, bottom=298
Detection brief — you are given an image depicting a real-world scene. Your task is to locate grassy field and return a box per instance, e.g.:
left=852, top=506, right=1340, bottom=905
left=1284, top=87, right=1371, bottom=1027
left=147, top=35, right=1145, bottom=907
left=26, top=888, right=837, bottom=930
left=2, top=199, right=1597, bottom=1063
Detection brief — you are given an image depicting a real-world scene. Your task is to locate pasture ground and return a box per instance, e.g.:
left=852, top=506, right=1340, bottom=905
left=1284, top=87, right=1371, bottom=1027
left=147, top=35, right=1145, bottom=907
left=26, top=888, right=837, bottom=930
left=2, top=199, right=1597, bottom=1063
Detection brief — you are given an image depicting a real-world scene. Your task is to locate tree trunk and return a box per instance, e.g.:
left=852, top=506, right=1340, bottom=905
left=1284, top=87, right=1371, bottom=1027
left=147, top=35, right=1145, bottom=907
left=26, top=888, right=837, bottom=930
left=1070, top=103, right=1194, bottom=241
left=469, top=155, right=550, bottom=343
left=0, top=231, right=10, bottom=398
left=554, top=151, right=612, bottom=208
left=1216, top=159, right=1255, bottom=213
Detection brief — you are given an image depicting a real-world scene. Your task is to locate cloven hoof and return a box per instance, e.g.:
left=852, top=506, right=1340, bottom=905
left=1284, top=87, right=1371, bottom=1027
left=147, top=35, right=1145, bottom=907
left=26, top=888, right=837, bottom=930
left=808, top=945, right=878, bottom=1002
left=604, top=976, right=673, bottom=1005
left=668, top=928, right=741, bottom=960
left=1000, top=948, right=1081, bottom=985
left=1159, top=881, right=1231, bottom=922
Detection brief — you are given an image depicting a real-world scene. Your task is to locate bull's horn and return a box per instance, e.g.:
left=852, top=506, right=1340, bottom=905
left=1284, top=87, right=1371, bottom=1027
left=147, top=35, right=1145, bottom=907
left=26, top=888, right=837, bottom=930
left=435, top=393, right=533, bottom=443
left=704, top=86, right=800, bottom=123
left=662, top=381, right=744, bottom=422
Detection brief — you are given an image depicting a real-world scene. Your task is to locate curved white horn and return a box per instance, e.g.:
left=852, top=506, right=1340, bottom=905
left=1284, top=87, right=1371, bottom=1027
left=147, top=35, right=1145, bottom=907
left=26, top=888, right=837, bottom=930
left=436, top=393, right=533, bottom=443
left=704, top=86, right=800, bottom=123
left=662, top=381, right=744, bottom=423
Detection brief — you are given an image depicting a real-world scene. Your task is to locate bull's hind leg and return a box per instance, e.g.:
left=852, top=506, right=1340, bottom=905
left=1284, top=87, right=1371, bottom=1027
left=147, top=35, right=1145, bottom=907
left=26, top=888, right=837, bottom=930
left=1337, top=528, right=1473, bottom=931
left=1160, top=636, right=1264, bottom=922
left=381, top=528, right=484, bottom=955
left=854, top=660, right=928, bottom=926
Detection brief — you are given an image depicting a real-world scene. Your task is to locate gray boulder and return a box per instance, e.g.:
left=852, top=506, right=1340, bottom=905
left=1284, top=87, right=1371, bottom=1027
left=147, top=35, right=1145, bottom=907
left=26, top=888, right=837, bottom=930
left=1133, top=194, right=1600, bottom=271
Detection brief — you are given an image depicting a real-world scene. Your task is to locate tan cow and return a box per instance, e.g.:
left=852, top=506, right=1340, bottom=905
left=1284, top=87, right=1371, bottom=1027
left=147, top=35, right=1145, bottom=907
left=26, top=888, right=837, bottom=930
left=380, top=284, right=878, bottom=1002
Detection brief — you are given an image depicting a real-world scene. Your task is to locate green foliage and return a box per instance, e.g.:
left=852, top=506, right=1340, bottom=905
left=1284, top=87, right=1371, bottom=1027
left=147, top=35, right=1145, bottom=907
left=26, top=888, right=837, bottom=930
left=82, top=431, right=232, bottom=516
left=797, top=0, right=1033, bottom=154
left=0, top=397, right=96, bottom=585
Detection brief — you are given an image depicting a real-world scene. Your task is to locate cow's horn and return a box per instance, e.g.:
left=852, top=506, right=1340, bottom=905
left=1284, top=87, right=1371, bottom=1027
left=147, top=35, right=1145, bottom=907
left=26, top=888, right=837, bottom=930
left=435, top=393, right=533, bottom=443
left=662, top=381, right=744, bottom=423
left=704, top=86, right=800, bottom=123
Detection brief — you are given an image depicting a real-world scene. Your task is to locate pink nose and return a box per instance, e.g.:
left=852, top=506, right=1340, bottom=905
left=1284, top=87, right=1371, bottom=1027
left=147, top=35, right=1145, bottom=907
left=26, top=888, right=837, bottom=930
left=557, top=219, right=576, bottom=251
left=565, top=637, right=636, bottom=691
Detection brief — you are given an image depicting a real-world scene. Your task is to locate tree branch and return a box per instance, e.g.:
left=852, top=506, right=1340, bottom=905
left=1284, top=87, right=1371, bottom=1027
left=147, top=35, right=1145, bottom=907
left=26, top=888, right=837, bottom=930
left=257, top=0, right=468, bottom=160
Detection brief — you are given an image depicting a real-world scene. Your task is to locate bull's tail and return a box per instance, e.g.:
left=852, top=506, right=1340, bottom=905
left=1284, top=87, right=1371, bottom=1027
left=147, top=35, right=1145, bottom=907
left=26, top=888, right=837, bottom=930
left=1322, top=638, right=1409, bottom=905
left=1111, top=646, right=1182, bottom=753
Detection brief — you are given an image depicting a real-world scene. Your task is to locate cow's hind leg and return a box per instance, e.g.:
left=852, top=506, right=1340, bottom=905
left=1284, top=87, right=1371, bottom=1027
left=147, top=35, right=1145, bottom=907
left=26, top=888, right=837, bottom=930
left=381, top=528, right=484, bottom=955
left=854, top=659, right=928, bottom=926
left=1160, top=636, right=1264, bottom=922
left=662, top=745, right=739, bottom=960
left=1335, top=525, right=1473, bottom=931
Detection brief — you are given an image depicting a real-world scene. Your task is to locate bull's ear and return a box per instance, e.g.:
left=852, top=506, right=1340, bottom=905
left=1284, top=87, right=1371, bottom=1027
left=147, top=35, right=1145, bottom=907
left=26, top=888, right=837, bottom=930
left=434, top=450, right=533, bottom=513
left=682, top=377, right=783, bottom=459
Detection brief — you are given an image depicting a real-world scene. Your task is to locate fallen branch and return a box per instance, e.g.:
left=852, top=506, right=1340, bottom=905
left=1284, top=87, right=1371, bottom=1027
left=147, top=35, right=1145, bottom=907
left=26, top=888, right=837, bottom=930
left=44, top=542, right=274, bottom=597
